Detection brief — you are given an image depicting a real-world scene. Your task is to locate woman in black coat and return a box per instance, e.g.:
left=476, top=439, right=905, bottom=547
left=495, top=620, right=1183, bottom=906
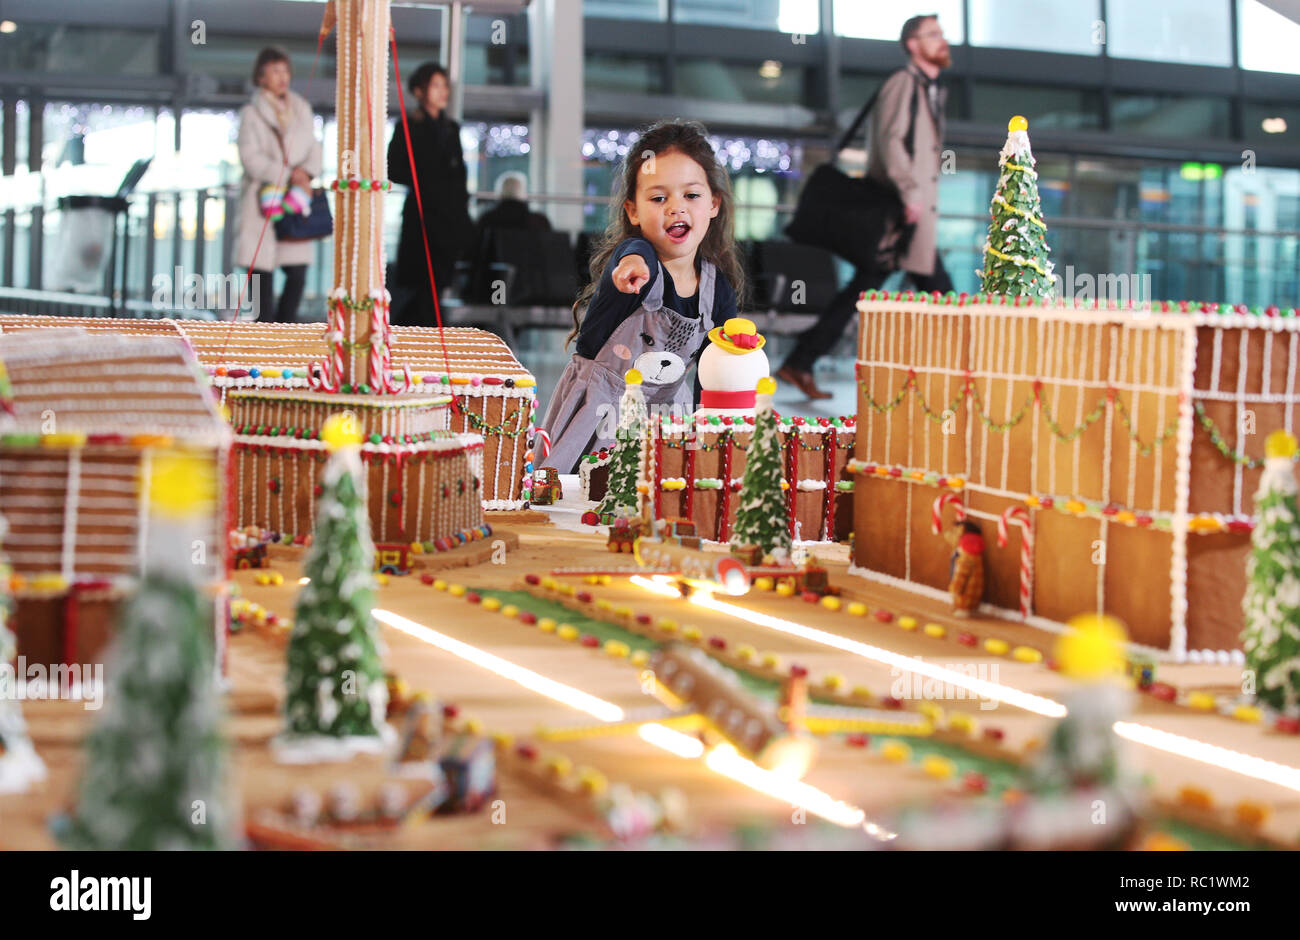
left=387, top=63, right=473, bottom=326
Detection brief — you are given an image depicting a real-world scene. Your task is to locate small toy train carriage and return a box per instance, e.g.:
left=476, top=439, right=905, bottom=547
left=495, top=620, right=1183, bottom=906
left=438, top=733, right=497, bottom=814
left=234, top=541, right=268, bottom=570
left=531, top=467, right=564, bottom=506
left=375, top=543, right=412, bottom=576
left=656, top=516, right=701, bottom=550
left=607, top=517, right=643, bottom=553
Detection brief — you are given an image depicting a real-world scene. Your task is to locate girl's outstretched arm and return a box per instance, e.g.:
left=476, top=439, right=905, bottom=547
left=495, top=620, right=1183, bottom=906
left=574, top=237, right=660, bottom=359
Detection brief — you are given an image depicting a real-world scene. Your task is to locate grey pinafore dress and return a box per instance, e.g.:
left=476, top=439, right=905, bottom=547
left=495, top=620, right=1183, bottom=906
left=543, top=260, right=717, bottom=474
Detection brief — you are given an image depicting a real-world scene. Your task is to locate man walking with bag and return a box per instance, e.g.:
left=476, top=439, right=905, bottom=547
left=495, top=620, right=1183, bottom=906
left=778, top=14, right=953, bottom=400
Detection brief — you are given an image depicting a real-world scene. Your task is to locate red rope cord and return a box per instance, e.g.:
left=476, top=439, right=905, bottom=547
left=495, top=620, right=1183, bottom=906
left=388, top=26, right=456, bottom=395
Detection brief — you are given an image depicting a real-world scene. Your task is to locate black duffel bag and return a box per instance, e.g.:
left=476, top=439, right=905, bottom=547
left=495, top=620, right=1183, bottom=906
left=786, top=80, right=916, bottom=272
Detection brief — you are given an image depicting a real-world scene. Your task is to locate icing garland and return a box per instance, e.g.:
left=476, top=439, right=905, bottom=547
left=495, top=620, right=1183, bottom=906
left=856, top=369, right=1183, bottom=455
left=845, top=458, right=1255, bottom=535
left=992, top=194, right=1047, bottom=230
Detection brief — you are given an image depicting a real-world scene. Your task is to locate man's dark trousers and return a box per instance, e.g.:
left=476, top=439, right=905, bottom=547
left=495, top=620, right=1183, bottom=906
left=782, top=252, right=954, bottom=373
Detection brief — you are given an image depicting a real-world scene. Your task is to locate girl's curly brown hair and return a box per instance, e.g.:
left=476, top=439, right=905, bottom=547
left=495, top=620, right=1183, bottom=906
left=568, top=120, right=746, bottom=346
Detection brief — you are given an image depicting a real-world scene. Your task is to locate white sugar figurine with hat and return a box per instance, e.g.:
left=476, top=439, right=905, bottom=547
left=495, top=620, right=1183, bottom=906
left=697, top=317, right=770, bottom=418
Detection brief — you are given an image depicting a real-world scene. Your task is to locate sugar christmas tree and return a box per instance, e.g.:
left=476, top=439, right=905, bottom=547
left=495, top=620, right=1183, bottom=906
left=1242, top=430, right=1300, bottom=713
left=594, top=370, right=648, bottom=522
left=979, top=115, right=1054, bottom=298
left=1032, top=614, right=1129, bottom=793
left=730, top=377, right=791, bottom=560
left=59, top=453, right=236, bottom=849
left=277, top=413, right=390, bottom=761
left=0, top=514, right=46, bottom=794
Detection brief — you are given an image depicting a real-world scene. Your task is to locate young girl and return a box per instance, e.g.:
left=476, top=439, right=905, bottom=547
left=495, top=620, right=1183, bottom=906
left=543, top=120, right=744, bottom=473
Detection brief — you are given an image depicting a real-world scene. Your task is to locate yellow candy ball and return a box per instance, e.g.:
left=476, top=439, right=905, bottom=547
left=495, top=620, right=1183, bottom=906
left=432, top=578, right=447, bottom=591
left=898, top=615, right=918, bottom=630
left=630, top=650, right=650, bottom=667
left=1008, top=114, right=1028, bottom=132
left=881, top=741, right=911, bottom=763
left=557, top=624, right=579, bottom=641
left=847, top=601, right=868, bottom=617
left=820, top=596, right=842, bottom=612
left=922, top=755, right=956, bottom=779
left=923, top=623, right=946, bottom=639
left=538, top=618, right=558, bottom=634
left=775, top=582, right=795, bottom=598
left=501, top=604, right=519, bottom=619
left=481, top=596, right=502, bottom=612
left=754, top=577, right=775, bottom=592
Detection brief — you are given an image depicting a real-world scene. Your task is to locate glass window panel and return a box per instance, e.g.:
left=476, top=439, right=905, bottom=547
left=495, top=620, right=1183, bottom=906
left=833, top=0, right=965, bottom=44
left=1106, top=0, right=1232, bottom=66
left=585, top=52, right=667, bottom=94
left=0, top=24, right=158, bottom=74
left=675, top=59, right=807, bottom=104
left=1244, top=102, right=1300, bottom=144
left=585, top=0, right=666, bottom=20
left=675, top=0, right=820, bottom=33
left=969, top=0, right=1103, bottom=55
left=1111, top=92, right=1231, bottom=138
left=971, top=81, right=1102, bottom=131
left=188, top=35, right=344, bottom=97
left=465, top=12, right=528, bottom=86
left=1239, top=0, right=1300, bottom=74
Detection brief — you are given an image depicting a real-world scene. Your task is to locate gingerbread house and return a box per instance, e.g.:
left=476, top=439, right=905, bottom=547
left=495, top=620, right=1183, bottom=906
left=850, top=291, right=1300, bottom=659
left=0, top=328, right=229, bottom=669
left=0, top=316, right=537, bottom=512
left=646, top=414, right=856, bottom=543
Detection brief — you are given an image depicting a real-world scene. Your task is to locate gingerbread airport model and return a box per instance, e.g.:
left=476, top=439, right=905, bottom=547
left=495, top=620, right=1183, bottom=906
left=5, top=38, right=1300, bottom=862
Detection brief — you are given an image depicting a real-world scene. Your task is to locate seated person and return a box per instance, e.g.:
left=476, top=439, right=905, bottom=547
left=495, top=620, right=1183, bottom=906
left=475, top=171, right=552, bottom=234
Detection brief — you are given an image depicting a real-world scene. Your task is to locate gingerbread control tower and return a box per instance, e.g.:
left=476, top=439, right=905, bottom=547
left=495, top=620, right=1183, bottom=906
left=223, top=0, right=487, bottom=550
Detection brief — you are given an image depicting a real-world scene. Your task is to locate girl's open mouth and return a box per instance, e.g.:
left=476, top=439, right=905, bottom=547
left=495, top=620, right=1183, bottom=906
left=666, top=221, right=691, bottom=243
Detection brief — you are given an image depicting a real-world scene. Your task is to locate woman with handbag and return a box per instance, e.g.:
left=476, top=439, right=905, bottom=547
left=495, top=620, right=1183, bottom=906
left=236, top=47, right=324, bottom=323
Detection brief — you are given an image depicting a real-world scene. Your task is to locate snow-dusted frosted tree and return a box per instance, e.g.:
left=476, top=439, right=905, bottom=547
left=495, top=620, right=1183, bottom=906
left=595, top=370, right=648, bottom=521
left=276, top=413, right=389, bottom=761
left=60, top=453, right=236, bottom=849
left=979, top=115, right=1055, bottom=298
left=1242, top=430, right=1300, bottom=713
left=1031, top=614, right=1130, bottom=794
left=0, top=514, right=46, bottom=794
left=731, top=377, right=791, bottom=559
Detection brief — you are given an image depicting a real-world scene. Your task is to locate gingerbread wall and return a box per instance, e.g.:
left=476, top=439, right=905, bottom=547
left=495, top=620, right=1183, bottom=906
left=654, top=426, right=855, bottom=543
left=852, top=300, right=1300, bottom=655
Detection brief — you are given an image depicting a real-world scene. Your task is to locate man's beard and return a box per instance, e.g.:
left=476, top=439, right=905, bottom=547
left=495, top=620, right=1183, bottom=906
left=926, top=47, right=952, bottom=69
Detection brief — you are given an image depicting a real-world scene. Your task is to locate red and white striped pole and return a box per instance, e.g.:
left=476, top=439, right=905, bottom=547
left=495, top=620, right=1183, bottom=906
left=997, top=505, right=1033, bottom=619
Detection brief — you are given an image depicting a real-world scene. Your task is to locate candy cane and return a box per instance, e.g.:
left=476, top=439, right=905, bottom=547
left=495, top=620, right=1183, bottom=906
left=931, top=491, right=965, bottom=534
left=535, top=428, right=552, bottom=459
left=997, top=505, right=1033, bottom=618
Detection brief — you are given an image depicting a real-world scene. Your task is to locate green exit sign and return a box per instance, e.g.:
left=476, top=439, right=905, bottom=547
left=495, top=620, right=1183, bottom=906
left=1180, top=162, right=1224, bottom=181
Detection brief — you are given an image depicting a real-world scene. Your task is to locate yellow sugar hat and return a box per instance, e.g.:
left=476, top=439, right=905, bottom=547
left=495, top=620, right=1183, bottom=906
left=1057, top=613, right=1128, bottom=681
left=707, top=317, right=766, bottom=355
left=1266, top=430, right=1298, bottom=460
left=147, top=450, right=216, bottom=519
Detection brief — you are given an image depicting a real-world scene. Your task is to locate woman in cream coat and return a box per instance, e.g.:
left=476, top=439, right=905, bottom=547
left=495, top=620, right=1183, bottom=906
left=236, top=47, right=323, bottom=323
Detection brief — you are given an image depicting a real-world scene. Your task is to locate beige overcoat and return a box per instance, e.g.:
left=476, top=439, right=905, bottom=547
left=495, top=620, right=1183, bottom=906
left=865, top=66, right=946, bottom=276
left=235, top=89, right=324, bottom=270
